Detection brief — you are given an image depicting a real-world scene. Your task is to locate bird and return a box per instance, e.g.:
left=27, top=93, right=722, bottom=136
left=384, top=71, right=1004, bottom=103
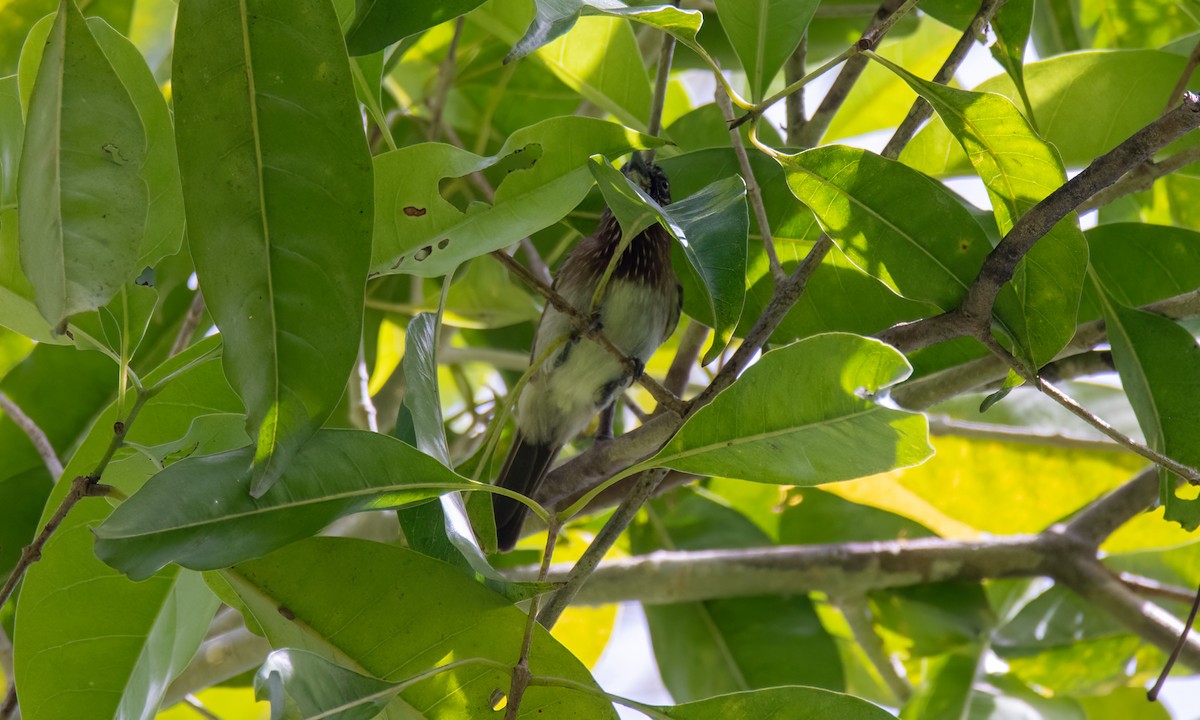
left=492, top=157, right=681, bottom=551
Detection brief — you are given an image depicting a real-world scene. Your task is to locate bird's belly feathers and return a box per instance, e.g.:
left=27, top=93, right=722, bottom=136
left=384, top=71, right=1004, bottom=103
left=517, top=279, right=674, bottom=446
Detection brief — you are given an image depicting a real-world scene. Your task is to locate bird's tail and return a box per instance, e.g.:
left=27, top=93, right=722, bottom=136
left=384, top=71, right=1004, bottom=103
left=493, top=432, right=559, bottom=552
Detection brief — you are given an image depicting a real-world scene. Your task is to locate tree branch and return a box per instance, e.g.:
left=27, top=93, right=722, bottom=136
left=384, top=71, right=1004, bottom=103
left=834, top=595, right=912, bottom=702
left=880, top=93, right=1200, bottom=355
left=663, top=320, right=708, bottom=397
left=784, top=35, right=808, bottom=145
left=1078, top=145, right=1200, bottom=214
left=881, top=0, right=1001, bottom=159
left=169, top=290, right=206, bottom=358
left=0, top=391, right=62, bottom=481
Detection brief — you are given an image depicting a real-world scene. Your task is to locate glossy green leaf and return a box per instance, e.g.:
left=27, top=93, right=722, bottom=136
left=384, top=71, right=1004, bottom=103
left=372, top=117, right=657, bottom=277
left=988, top=0, right=1035, bottom=125
left=877, top=54, right=1087, bottom=368
left=713, top=0, right=816, bottom=102
left=1096, top=281, right=1200, bottom=529
left=14, top=338, right=239, bottom=720
left=645, top=333, right=932, bottom=484
left=209, top=537, right=617, bottom=719
left=777, top=145, right=991, bottom=311
left=173, top=0, right=374, bottom=495
left=402, top=312, right=450, bottom=465
left=1083, top=0, right=1200, bottom=49
left=86, top=17, right=184, bottom=269
left=95, top=429, right=478, bottom=580
left=590, top=157, right=748, bottom=363
left=346, top=0, right=487, bottom=55
left=1081, top=223, right=1200, bottom=318
left=651, top=687, right=898, bottom=719
left=256, top=649, right=396, bottom=720
left=631, top=488, right=843, bottom=701
left=1031, top=0, right=1084, bottom=55
left=18, top=0, right=147, bottom=328
left=902, top=50, right=1191, bottom=175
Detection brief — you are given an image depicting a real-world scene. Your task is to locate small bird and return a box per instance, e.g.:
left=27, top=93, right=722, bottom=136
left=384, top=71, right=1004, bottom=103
left=492, top=158, right=681, bottom=551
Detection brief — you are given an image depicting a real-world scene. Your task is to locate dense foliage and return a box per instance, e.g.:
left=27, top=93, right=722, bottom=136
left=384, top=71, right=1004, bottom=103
left=1, top=0, right=1200, bottom=718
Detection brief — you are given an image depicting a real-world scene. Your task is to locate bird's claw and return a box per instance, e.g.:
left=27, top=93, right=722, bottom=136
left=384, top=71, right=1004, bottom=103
left=588, top=311, right=604, bottom=333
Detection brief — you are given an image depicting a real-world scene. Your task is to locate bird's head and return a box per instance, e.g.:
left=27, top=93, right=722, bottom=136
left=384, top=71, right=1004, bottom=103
left=622, top=155, right=671, bottom=206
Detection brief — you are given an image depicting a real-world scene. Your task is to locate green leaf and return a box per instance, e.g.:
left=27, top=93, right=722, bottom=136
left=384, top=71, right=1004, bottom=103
left=345, top=0, right=488, bottom=56
left=1082, top=223, right=1200, bottom=316
left=902, top=50, right=1191, bottom=175
left=372, top=116, right=658, bottom=277
left=631, top=488, right=844, bottom=701
left=256, top=649, right=397, bottom=720
left=70, top=282, right=157, bottom=367
left=651, top=687, right=898, bottom=719
left=14, top=338, right=238, bottom=720
left=173, top=0, right=375, bottom=495
left=208, top=537, right=617, bottom=719
left=713, top=0, right=817, bottom=102
left=94, top=429, right=477, bottom=580
left=876, top=54, right=1088, bottom=368
left=402, top=312, right=450, bottom=466
left=0, top=74, right=19, bottom=208
left=645, top=333, right=932, bottom=484
left=988, top=0, right=1035, bottom=126
left=900, top=647, right=981, bottom=720
left=776, top=145, right=991, bottom=311
left=589, top=157, right=748, bottom=363
left=504, top=0, right=702, bottom=66
left=86, top=17, right=185, bottom=269
left=18, top=0, right=148, bottom=328
left=1096, top=280, right=1200, bottom=529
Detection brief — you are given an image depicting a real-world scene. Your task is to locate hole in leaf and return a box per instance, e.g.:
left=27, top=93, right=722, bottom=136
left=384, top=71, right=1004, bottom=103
left=437, top=238, right=450, bottom=250
left=414, top=246, right=433, bottom=262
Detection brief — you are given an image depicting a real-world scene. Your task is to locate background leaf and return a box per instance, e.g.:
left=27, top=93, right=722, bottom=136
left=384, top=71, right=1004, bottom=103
left=346, top=0, right=488, bottom=56
left=173, top=0, right=374, bottom=494
left=713, top=0, right=816, bottom=102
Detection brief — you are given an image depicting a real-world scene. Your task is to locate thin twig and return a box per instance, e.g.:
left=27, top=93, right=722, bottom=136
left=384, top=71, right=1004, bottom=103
left=503, top=523, right=559, bottom=720
left=928, top=416, right=1122, bottom=452
left=663, top=320, right=708, bottom=397
left=428, top=18, right=465, bottom=142
left=538, top=468, right=669, bottom=629
left=1120, top=573, right=1200, bottom=606
left=881, top=0, right=1001, bottom=159
left=170, top=290, right=206, bottom=357
left=784, top=35, right=808, bottom=145
left=182, top=695, right=222, bottom=720
left=1062, top=467, right=1159, bottom=546
left=1079, top=145, right=1200, bottom=213
left=1149, top=584, right=1200, bottom=701
left=716, top=87, right=785, bottom=285
left=0, top=391, right=62, bottom=481
left=984, top=336, right=1200, bottom=484
left=796, top=0, right=912, bottom=146
left=640, top=0, right=680, bottom=165
left=835, top=595, right=912, bottom=702
left=1166, top=36, right=1200, bottom=112
left=0, top=685, right=14, bottom=720
left=0, top=390, right=150, bottom=609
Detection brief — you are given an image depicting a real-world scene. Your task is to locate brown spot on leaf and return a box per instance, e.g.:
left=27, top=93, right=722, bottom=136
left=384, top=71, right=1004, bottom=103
left=278, top=605, right=295, bottom=620
left=403, top=206, right=427, bottom=217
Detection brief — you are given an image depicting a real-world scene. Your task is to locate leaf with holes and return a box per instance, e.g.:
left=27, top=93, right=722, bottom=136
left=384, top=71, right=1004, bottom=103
left=373, top=116, right=659, bottom=278
left=173, top=0, right=374, bottom=495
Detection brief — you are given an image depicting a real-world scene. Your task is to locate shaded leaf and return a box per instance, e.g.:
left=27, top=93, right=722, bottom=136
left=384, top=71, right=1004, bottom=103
left=631, top=488, right=844, bottom=701
left=209, top=537, right=617, bottom=719
left=988, top=0, right=1035, bottom=126
left=346, top=0, right=488, bottom=56
left=645, top=333, right=932, bottom=484
left=95, top=429, right=477, bottom=580
left=373, top=116, right=658, bottom=277
left=14, top=339, right=237, bottom=720
left=18, top=0, right=147, bottom=328
left=173, top=0, right=374, bottom=495
left=256, top=649, right=396, bottom=720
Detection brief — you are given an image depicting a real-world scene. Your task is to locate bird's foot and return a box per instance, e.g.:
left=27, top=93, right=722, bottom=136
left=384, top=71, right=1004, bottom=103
left=588, top=311, right=604, bottom=333
left=629, top=358, right=645, bottom=379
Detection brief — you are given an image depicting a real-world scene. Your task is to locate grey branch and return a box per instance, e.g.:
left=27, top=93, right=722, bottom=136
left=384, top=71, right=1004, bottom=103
left=0, top=391, right=62, bottom=481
